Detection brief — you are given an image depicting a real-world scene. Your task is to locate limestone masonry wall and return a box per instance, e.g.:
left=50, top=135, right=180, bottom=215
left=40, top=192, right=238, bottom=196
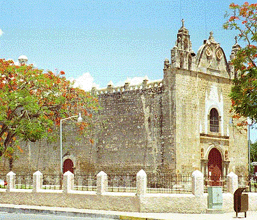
left=96, top=84, right=164, bottom=173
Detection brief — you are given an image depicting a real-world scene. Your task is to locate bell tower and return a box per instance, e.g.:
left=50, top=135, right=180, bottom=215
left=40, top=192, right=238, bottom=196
left=171, top=19, right=195, bottom=70
left=229, top=36, right=241, bottom=79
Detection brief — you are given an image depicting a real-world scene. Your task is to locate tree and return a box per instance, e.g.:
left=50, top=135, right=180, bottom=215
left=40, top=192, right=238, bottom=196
left=250, top=141, right=257, bottom=162
left=0, top=59, right=99, bottom=166
left=224, top=2, right=257, bottom=122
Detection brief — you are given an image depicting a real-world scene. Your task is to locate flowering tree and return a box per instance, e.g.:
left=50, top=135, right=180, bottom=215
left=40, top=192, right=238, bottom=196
left=224, top=2, right=257, bottom=124
left=0, top=59, right=98, bottom=165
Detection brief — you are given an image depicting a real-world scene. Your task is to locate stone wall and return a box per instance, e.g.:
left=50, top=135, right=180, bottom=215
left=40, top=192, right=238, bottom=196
left=96, top=84, right=164, bottom=174
left=4, top=128, right=96, bottom=175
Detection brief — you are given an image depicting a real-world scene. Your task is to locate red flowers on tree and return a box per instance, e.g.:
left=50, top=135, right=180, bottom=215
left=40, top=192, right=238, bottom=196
left=224, top=2, right=257, bottom=123
left=0, top=59, right=99, bottom=162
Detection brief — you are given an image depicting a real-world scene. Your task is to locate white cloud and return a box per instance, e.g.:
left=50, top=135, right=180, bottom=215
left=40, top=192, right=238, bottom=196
left=70, top=72, right=99, bottom=91
left=0, top=29, right=3, bottom=36
left=116, top=76, right=149, bottom=87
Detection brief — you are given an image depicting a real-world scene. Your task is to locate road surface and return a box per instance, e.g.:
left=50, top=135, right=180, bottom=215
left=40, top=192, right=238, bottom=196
left=0, top=212, right=115, bottom=220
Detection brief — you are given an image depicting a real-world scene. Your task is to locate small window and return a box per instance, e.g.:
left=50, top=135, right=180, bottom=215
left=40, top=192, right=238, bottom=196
left=210, top=108, right=219, bottom=132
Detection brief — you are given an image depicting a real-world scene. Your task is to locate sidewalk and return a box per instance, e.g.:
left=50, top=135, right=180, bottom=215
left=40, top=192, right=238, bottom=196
left=0, top=204, right=256, bottom=219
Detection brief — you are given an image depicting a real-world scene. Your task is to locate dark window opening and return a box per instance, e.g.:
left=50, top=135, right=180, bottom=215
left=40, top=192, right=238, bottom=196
left=210, top=108, right=219, bottom=132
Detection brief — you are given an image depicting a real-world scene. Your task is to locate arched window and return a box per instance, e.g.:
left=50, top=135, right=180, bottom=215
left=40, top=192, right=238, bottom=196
left=210, top=108, right=219, bottom=132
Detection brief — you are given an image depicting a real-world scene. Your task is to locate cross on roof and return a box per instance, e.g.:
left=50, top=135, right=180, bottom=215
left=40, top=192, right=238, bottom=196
left=235, top=36, right=238, bottom=44
left=181, top=19, right=185, bottom=27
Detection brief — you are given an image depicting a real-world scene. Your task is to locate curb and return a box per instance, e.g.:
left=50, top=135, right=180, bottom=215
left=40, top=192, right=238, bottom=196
left=120, top=216, right=159, bottom=220
left=0, top=206, right=120, bottom=219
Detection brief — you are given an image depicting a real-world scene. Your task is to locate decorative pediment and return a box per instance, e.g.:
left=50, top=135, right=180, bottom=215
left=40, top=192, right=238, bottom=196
left=196, top=32, right=230, bottom=78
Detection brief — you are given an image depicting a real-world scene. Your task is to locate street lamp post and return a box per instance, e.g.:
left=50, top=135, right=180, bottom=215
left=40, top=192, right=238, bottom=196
left=247, top=118, right=254, bottom=175
left=248, top=123, right=252, bottom=175
left=60, top=113, right=82, bottom=175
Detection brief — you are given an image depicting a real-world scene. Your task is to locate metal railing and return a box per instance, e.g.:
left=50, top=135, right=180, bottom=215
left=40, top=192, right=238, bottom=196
left=15, top=175, right=33, bottom=189
left=7, top=173, right=257, bottom=194
left=147, top=173, right=192, bottom=194
left=108, top=174, right=136, bottom=193
left=42, top=174, right=62, bottom=190
left=0, top=174, right=7, bottom=189
left=0, top=173, right=192, bottom=193
left=238, top=175, right=257, bottom=192
left=74, top=174, right=97, bottom=191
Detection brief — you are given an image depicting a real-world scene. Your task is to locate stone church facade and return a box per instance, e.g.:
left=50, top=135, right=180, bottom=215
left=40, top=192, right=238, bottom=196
left=7, top=22, right=248, bottom=177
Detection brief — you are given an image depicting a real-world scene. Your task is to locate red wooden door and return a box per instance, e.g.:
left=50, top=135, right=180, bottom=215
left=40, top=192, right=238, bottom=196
left=63, top=159, right=74, bottom=174
left=208, top=148, right=222, bottom=186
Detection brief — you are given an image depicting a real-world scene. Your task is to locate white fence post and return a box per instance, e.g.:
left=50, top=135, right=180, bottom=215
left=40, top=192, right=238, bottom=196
left=33, top=171, right=43, bottom=192
left=6, top=171, right=16, bottom=192
left=136, top=169, right=147, bottom=196
left=192, top=170, right=204, bottom=197
left=97, top=171, right=108, bottom=195
left=227, top=172, right=238, bottom=194
left=63, top=171, right=74, bottom=193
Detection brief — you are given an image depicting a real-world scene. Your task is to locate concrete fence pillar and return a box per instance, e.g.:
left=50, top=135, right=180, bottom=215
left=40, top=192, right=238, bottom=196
left=136, top=169, right=147, bottom=196
left=227, top=172, right=238, bottom=194
left=192, top=170, right=204, bottom=197
left=97, top=171, right=108, bottom=195
left=63, top=171, right=74, bottom=193
left=33, top=171, right=43, bottom=192
left=6, top=171, right=16, bottom=192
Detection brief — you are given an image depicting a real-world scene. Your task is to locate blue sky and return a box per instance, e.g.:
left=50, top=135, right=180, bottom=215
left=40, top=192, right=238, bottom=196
left=1, top=0, right=257, bottom=140
left=0, top=0, right=248, bottom=87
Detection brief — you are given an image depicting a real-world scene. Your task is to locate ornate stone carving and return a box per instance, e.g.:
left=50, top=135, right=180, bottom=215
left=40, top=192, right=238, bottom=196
left=201, top=148, right=204, bottom=158
left=206, top=46, right=212, bottom=57
left=216, top=48, right=223, bottom=60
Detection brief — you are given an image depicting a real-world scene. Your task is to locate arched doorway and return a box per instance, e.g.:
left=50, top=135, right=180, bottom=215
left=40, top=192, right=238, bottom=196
left=63, top=159, right=74, bottom=174
left=208, top=148, right=222, bottom=186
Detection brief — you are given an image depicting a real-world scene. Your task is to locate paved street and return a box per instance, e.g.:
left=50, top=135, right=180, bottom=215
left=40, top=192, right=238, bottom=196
left=2, top=205, right=257, bottom=220
left=0, top=212, right=114, bottom=220
left=0, top=211, right=257, bottom=220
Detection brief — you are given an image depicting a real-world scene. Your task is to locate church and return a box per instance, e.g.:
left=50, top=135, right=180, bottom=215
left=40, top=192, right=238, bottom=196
left=10, top=21, right=248, bottom=178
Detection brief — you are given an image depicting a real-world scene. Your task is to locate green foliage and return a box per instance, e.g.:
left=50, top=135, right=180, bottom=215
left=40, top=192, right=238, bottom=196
left=0, top=59, right=99, bottom=160
left=251, top=141, right=257, bottom=162
left=224, top=2, right=257, bottom=122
